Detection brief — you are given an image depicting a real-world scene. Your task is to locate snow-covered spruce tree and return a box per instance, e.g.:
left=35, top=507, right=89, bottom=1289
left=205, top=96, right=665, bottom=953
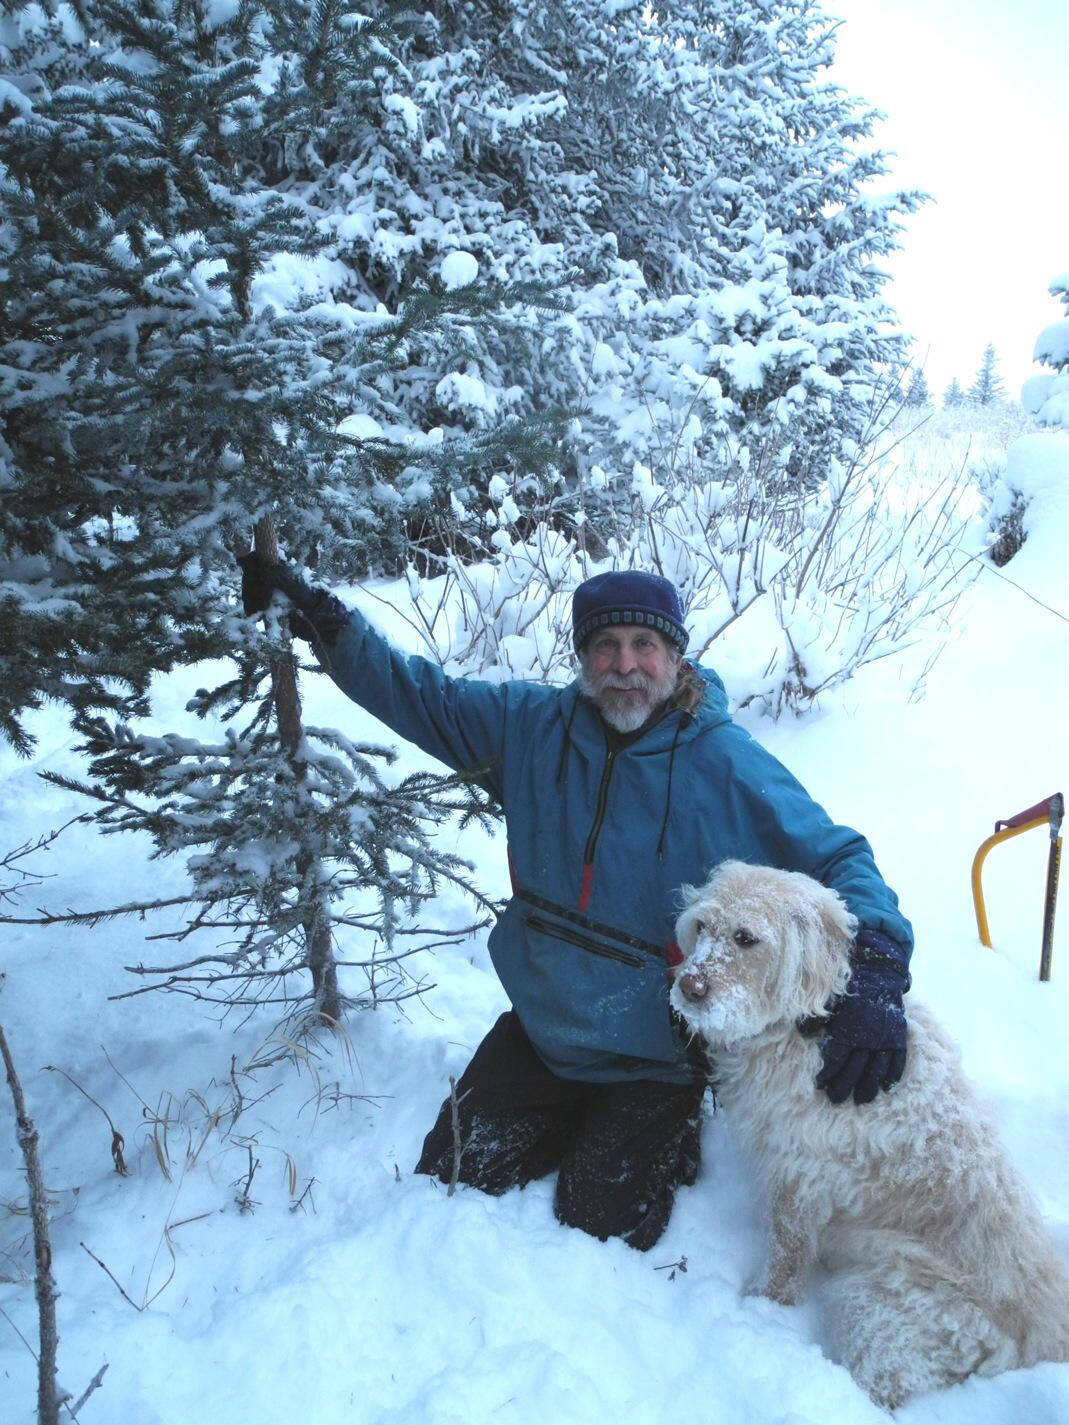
left=0, top=1, right=561, bottom=754
left=615, top=0, right=924, bottom=465
left=250, top=0, right=569, bottom=563
left=969, top=343, right=1006, bottom=407
left=983, top=272, right=1069, bottom=567
left=905, top=368, right=930, bottom=407
left=1023, top=272, right=1069, bottom=428
left=0, top=1, right=176, bottom=754
left=2, top=0, right=556, bottom=1023
left=296, top=0, right=923, bottom=543
left=943, top=378, right=965, bottom=409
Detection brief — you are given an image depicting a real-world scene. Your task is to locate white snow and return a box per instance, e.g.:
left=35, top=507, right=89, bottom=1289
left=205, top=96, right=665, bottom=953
left=203, top=0, right=240, bottom=29
left=250, top=252, right=351, bottom=315
left=591, top=341, right=623, bottom=377
left=0, top=77, right=32, bottom=113
left=1023, top=372, right=1069, bottom=430
left=439, top=250, right=479, bottom=291
left=434, top=369, right=496, bottom=418
left=337, top=413, right=385, bottom=441
left=3, top=435, right=1069, bottom=1424
left=1035, top=320, right=1069, bottom=369
left=382, top=92, right=421, bottom=138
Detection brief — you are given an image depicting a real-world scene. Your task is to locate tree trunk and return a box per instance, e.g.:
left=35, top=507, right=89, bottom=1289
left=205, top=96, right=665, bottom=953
left=253, top=515, right=342, bottom=1023
left=304, top=897, right=341, bottom=1024
left=0, top=1026, right=61, bottom=1425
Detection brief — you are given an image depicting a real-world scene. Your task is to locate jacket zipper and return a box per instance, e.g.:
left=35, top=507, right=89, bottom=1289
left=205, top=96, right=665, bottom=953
left=581, top=706, right=677, bottom=869
left=525, top=914, right=644, bottom=968
left=583, top=736, right=617, bottom=866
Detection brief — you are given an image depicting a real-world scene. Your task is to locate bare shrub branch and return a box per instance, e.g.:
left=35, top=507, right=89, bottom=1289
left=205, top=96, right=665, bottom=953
left=70, top=1364, right=109, bottom=1417
left=397, top=398, right=981, bottom=718
left=447, top=1074, right=471, bottom=1197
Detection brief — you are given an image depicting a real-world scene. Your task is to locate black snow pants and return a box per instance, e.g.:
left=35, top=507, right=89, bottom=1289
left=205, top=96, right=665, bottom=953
left=415, top=1011, right=704, bottom=1251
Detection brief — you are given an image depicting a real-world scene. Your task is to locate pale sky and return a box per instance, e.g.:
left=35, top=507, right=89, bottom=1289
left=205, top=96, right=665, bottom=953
left=826, top=0, right=1069, bottom=401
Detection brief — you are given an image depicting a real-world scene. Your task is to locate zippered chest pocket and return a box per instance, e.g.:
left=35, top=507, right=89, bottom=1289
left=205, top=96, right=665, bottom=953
left=488, top=899, right=682, bottom=1064
left=524, top=914, right=645, bottom=968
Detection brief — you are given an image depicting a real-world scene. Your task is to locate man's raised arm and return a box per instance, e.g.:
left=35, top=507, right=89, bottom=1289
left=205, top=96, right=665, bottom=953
left=238, top=553, right=512, bottom=782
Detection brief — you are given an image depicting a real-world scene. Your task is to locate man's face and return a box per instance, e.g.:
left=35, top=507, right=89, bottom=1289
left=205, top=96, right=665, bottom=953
left=578, top=627, right=680, bottom=733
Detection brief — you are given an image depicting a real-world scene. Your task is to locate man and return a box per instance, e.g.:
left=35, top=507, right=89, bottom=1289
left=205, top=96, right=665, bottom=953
left=241, top=560, right=913, bottom=1251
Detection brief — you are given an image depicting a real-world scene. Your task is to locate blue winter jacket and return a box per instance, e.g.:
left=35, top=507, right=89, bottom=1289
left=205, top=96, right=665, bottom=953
left=323, top=608, right=913, bottom=1084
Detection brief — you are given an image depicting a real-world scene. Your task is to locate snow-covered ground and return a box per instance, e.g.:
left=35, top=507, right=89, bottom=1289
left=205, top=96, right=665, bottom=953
left=2, top=431, right=1069, bottom=1424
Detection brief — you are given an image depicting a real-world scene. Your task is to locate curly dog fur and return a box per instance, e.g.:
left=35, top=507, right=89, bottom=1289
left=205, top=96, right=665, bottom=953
left=670, top=861, right=1069, bottom=1410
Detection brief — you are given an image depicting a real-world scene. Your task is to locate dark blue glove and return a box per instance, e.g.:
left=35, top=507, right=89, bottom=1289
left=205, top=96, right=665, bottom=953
left=237, top=552, right=349, bottom=645
left=814, top=929, right=910, bottom=1107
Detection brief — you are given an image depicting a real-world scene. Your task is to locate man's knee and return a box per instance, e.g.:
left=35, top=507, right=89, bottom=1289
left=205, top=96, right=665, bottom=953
left=554, top=1161, right=675, bottom=1251
left=552, top=1089, right=703, bottom=1250
left=416, top=1107, right=573, bottom=1195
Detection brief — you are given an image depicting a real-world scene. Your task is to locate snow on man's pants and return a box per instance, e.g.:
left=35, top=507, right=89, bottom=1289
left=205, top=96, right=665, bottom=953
left=415, top=1011, right=704, bottom=1251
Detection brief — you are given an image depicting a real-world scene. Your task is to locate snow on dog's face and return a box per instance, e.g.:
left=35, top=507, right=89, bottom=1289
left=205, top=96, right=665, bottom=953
left=670, top=862, right=856, bottom=1044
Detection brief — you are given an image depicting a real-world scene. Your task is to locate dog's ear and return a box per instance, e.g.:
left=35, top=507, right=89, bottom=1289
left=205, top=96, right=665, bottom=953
left=789, top=881, right=854, bottom=1016
left=676, top=880, right=699, bottom=911
left=674, top=894, right=700, bottom=953
left=819, top=891, right=858, bottom=957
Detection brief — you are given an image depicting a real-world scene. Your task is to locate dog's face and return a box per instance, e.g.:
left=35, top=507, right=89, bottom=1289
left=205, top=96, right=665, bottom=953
left=670, top=862, right=856, bottom=1044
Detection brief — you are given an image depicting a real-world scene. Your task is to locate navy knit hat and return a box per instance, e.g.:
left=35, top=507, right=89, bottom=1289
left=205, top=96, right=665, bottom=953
left=572, top=570, right=688, bottom=654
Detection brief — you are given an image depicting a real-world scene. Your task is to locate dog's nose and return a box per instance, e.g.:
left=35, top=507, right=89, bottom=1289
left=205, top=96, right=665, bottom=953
left=678, top=970, right=710, bottom=1001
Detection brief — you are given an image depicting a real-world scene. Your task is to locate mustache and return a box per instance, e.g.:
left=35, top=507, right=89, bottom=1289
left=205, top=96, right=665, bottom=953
left=593, top=672, right=655, bottom=694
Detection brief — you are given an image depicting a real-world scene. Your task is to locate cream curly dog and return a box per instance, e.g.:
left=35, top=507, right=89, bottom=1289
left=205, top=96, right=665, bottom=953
left=670, top=861, right=1069, bottom=1410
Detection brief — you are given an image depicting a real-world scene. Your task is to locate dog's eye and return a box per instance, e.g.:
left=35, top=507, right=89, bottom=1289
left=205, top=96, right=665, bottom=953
left=733, top=928, right=758, bottom=948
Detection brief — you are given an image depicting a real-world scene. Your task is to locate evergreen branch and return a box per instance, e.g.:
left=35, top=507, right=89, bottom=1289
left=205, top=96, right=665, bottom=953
left=0, top=896, right=199, bottom=928
left=335, top=933, right=487, bottom=965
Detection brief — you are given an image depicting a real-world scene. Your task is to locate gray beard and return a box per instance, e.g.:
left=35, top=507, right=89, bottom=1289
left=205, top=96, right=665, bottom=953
left=578, top=662, right=680, bottom=734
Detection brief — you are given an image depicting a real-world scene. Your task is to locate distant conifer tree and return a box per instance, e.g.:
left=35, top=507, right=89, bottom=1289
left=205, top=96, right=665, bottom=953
left=943, top=378, right=965, bottom=409
left=905, top=369, right=931, bottom=407
left=969, top=344, right=1006, bottom=406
